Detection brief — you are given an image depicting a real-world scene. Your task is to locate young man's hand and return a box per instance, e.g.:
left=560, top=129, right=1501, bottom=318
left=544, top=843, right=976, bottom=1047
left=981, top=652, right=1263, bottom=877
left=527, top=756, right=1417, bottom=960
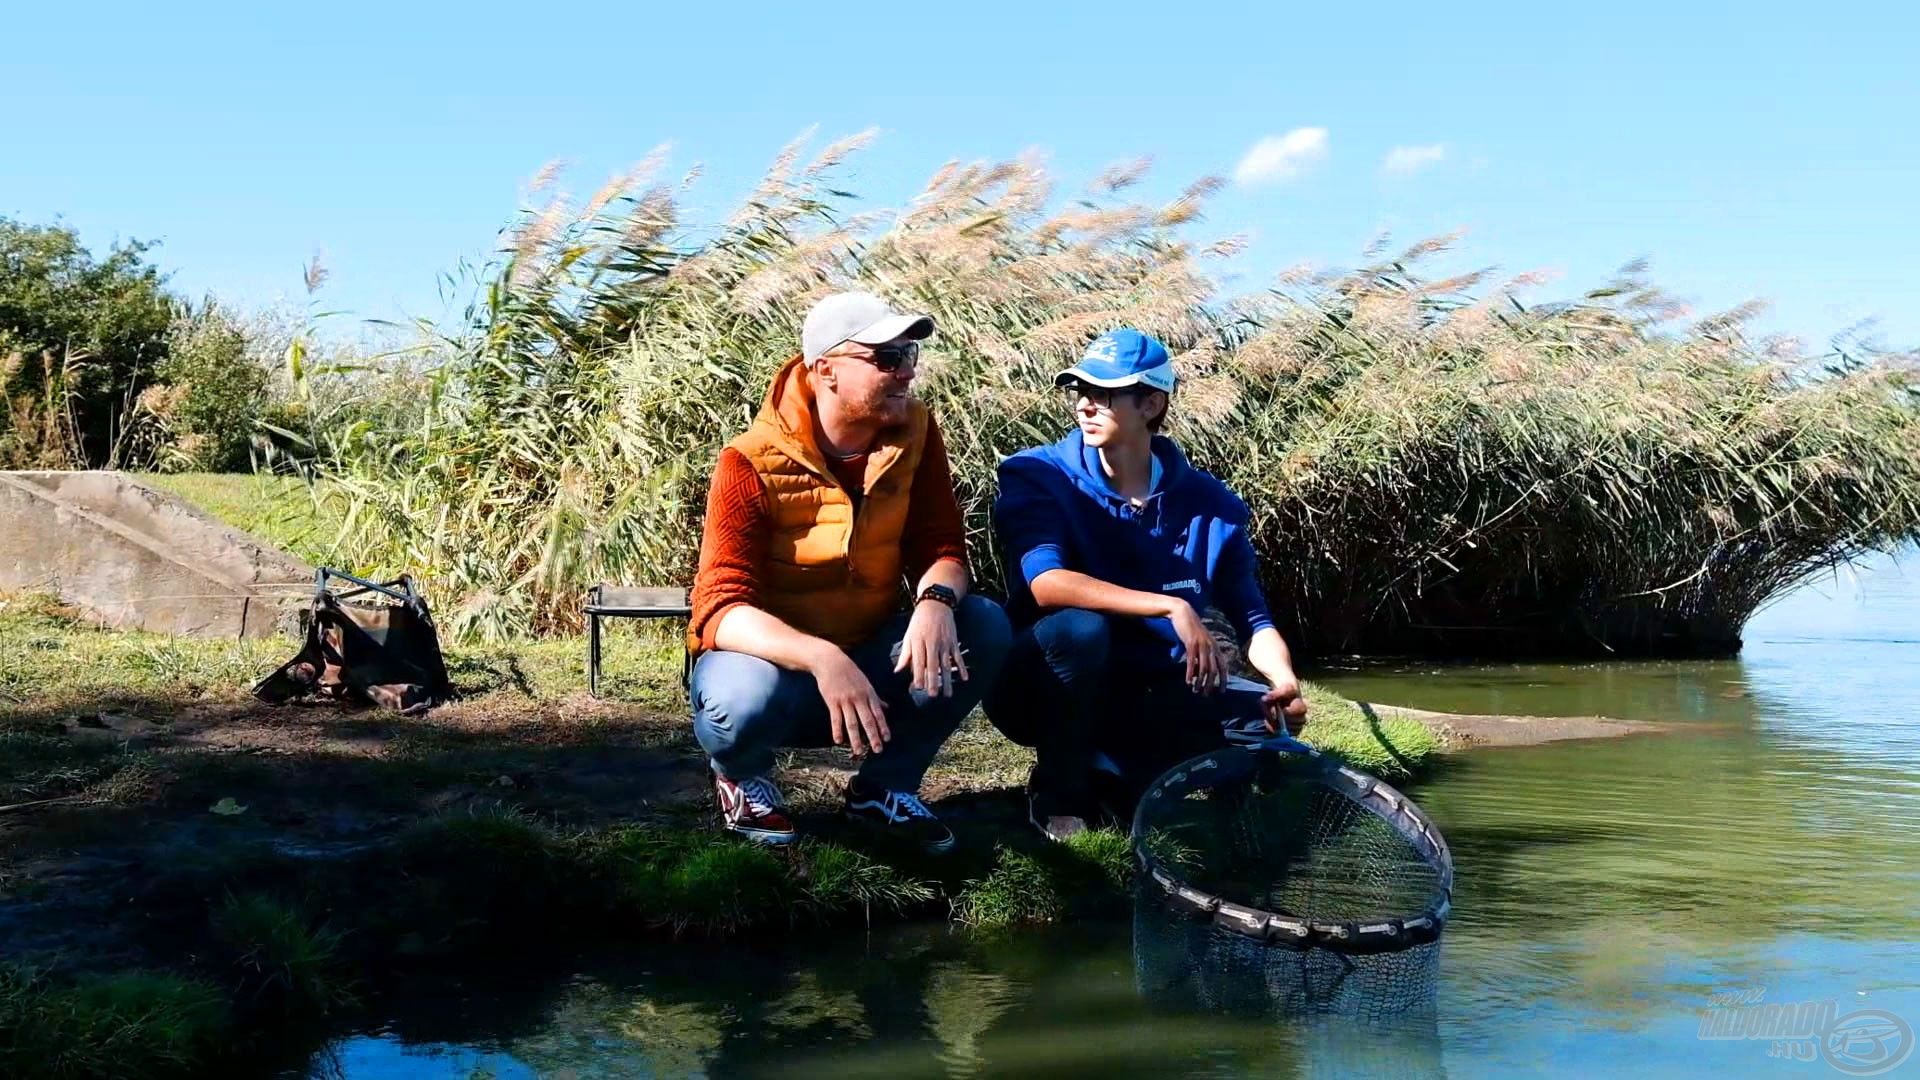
left=1166, top=600, right=1225, bottom=695
left=896, top=599, right=969, bottom=699
left=809, top=645, right=890, bottom=755
left=1261, top=672, right=1310, bottom=735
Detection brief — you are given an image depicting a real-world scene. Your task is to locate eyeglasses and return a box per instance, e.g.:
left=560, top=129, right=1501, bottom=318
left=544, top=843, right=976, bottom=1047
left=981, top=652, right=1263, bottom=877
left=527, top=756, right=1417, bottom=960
left=861, top=340, right=920, bottom=373
left=1061, top=382, right=1143, bottom=411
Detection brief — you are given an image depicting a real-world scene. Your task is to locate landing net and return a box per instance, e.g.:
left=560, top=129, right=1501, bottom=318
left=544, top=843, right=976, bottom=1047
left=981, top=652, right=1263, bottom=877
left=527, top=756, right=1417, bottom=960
left=1130, top=739, right=1453, bottom=1024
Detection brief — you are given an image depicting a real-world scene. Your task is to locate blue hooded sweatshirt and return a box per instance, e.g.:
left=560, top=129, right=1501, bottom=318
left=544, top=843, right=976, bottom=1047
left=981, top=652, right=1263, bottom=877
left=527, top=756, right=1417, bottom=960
left=993, top=429, right=1275, bottom=672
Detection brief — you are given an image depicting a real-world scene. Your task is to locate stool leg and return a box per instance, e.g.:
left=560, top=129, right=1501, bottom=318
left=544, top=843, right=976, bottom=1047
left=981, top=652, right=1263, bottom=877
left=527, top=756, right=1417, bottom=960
left=589, top=613, right=602, bottom=698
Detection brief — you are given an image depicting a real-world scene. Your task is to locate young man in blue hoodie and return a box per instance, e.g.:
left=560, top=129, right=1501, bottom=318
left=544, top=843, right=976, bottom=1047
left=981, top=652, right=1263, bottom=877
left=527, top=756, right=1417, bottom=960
left=986, top=329, right=1310, bottom=840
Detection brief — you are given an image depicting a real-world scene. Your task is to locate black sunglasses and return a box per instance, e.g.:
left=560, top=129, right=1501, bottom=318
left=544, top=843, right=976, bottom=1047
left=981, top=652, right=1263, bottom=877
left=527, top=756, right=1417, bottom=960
left=1061, top=381, right=1146, bottom=410
left=861, top=340, right=920, bottom=373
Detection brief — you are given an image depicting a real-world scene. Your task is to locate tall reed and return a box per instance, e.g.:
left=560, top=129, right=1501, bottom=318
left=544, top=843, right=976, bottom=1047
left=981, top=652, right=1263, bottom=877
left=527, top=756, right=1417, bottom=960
left=314, top=136, right=1920, bottom=655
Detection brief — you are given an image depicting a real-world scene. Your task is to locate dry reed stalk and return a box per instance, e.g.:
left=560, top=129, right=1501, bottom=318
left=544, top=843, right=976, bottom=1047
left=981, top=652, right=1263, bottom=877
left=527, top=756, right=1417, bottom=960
left=301, top=133, right=1920, bottom=655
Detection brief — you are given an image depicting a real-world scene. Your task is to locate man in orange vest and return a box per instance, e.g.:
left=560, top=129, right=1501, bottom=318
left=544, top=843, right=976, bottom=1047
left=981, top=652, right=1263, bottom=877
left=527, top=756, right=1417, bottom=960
left=686, top=292, right=1012, bottom=852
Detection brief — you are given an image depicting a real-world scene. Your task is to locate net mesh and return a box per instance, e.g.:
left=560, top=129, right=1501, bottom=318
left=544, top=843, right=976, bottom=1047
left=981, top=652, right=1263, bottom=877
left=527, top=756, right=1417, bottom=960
left=1133, top=890, right=1442, bottom=1024
left=1131, top=745, right=1451, bottom=1024
left=1154, top=753, right=1442, bottom=926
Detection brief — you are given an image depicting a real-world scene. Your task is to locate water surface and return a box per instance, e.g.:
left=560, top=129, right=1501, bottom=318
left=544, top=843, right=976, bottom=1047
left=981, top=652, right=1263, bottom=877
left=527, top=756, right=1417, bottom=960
left=303, top=549, right=1920, bottom=1078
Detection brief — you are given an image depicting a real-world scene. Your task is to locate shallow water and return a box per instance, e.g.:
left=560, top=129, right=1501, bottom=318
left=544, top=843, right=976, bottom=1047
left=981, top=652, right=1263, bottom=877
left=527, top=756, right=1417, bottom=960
left=301, top=549, right=1920, bottom=1078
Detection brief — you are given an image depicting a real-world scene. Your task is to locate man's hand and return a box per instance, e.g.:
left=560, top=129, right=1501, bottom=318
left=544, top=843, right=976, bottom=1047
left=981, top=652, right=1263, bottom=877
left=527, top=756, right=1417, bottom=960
left=810, top=646, right=890, bottom=755
left=1166, top=600, right=1225, bottom=695
left=895, top=599, right=969, bottom=698
left=1261, top=670, right=1310, bottom=735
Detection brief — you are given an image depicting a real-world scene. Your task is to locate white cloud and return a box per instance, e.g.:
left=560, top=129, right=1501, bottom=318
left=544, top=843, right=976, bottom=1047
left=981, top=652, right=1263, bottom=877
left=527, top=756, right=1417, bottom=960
left=1382, top=144, right=1447, bottom=176
left=1233, top=128, right=1329, bottom=186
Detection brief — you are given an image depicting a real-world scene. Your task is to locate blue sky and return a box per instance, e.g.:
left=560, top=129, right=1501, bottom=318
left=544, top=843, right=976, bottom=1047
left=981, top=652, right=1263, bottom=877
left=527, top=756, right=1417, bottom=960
left=7, top=1, right=1917, bottom=350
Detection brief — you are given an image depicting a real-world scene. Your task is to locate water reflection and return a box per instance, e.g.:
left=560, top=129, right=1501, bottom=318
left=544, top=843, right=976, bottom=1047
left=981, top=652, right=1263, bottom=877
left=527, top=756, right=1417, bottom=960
left=1133, top=890, right=1446, bottom=1079
left=302, top=549, right=1920, bottom=1078
left=921, top=962, right=1016, bottom=1073
left=510, top=977, right=732, bottom=1077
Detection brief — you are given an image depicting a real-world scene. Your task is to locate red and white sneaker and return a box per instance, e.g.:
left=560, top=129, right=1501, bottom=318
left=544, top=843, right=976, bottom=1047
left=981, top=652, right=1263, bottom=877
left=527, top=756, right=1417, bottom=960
left=714, top=773, right=796, bottom=846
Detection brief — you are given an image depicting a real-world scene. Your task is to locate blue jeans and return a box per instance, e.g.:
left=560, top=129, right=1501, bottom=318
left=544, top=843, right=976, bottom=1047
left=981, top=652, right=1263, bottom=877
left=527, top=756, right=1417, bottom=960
left=690, top=595, right=1012, bottom=793
left=984, top=607, right=1270, bottom=812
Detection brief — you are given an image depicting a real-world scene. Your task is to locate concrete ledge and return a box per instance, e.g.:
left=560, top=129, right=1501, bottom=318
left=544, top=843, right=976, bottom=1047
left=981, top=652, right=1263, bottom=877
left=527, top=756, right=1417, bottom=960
left=0, top=471, right=313, bottom=638
left=1359, top=700, right=1668, bottom=749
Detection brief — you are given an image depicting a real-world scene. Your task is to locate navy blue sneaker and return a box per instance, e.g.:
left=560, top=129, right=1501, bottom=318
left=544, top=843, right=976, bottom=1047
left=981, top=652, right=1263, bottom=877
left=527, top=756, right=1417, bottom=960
left=844, top=781, right=956, bottom=854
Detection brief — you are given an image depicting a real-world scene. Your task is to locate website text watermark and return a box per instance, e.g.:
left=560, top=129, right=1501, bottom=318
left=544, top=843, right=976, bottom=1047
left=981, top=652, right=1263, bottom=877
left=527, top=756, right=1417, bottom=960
left=1698, top=986, right=1912, bottom=1075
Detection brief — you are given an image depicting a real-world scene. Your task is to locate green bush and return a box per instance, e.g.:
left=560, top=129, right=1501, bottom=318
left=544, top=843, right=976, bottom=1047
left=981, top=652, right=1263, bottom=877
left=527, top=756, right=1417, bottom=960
left=143, top=299, right=269, bottom=472
left=0, top=219, right=175, bottom=468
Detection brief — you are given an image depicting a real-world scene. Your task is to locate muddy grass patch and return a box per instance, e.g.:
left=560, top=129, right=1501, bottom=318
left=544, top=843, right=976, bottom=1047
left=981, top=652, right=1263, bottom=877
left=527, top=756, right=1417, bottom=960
left=0, top=732, right=131, bottom=806
left=0, top=966, right=231, bottom=1080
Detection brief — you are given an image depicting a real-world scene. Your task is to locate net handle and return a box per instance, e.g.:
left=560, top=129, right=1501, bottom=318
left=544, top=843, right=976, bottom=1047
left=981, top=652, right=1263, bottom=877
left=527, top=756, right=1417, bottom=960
left=1224, top=727, right=1316, bottom=756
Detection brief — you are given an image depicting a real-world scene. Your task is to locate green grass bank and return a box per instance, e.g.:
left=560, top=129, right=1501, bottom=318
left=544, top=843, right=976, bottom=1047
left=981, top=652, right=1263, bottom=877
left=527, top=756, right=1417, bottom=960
left=0, top=589, right=1441, bottom=1076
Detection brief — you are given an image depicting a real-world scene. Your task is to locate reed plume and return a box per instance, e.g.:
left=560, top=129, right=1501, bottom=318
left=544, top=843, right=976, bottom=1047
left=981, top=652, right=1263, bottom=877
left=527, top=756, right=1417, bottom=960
left=308, top=134, right=1920, bottom=655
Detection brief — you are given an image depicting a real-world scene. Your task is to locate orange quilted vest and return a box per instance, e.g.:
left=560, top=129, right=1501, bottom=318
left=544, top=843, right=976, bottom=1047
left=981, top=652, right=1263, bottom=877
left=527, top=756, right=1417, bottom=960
left=701, top=353, right=928, bottom=649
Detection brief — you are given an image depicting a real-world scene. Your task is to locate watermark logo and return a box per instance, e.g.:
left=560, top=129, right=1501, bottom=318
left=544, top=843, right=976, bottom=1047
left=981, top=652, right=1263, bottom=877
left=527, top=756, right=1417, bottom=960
left=1698, top=986, right=1913, bottom=1075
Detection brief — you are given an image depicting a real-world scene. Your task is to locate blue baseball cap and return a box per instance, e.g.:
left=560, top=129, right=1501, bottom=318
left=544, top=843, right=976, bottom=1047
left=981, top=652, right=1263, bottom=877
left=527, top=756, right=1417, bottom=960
left=1054, top=329, right=1177, bottom=393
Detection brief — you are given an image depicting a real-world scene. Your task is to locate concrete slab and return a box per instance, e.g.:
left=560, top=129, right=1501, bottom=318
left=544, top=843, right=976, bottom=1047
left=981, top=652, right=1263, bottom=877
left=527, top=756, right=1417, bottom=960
left=0, top=471, right=313, bottom=638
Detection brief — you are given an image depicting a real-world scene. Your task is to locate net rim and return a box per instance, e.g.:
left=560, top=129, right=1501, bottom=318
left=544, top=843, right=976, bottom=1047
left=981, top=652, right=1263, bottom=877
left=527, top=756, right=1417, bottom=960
left=1129, top=744, right=1454, bottom=955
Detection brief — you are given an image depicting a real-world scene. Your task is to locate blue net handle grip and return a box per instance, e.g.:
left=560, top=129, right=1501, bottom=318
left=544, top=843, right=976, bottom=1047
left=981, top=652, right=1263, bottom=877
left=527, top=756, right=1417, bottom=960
left=1224, top=727, right=1317, bottom=755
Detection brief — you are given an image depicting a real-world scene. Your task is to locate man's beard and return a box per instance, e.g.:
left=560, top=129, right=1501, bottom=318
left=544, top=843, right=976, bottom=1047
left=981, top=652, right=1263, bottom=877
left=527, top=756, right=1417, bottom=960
left=851, top=390, right=909, bottom=425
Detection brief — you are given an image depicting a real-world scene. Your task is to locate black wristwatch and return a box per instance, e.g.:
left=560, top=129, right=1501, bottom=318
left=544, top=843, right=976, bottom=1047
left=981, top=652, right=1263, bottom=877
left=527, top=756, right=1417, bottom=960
left=917, top=584, right=960, bottom=609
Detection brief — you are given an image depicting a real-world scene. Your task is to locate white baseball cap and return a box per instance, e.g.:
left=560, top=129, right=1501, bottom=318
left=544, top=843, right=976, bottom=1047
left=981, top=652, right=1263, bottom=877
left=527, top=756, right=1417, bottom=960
left=801, top=291, right=935, bottom=362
